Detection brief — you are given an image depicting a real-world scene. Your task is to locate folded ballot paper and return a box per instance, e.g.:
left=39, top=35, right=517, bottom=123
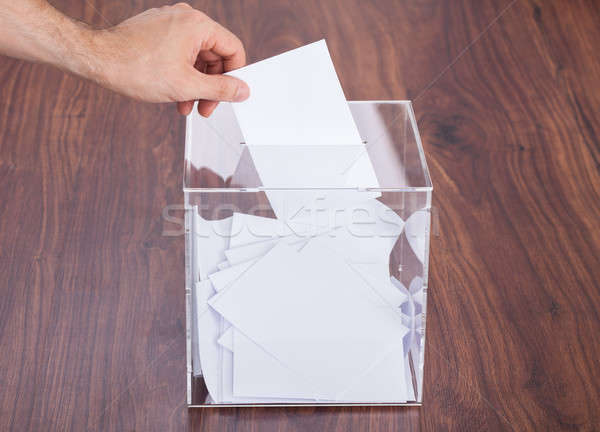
left=192, top=40, right=415, bottom=403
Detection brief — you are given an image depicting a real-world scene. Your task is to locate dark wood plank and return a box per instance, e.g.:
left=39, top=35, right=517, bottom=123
left=0, top=0, right=599, bottom=431
left=416, top=1, right=600, bottom=430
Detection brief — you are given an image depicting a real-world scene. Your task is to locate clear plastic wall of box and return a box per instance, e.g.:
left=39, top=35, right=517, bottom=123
left=184, top=101, right=432, bottom=406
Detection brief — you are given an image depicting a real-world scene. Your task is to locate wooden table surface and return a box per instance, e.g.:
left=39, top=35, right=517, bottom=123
left=1, top=0, right=599, bottom=430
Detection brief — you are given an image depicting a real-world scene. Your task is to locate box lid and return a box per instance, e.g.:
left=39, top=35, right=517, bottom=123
left=184, top=101, right=432, bottom=192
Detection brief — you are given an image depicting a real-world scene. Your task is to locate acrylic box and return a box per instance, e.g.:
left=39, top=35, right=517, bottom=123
left=184, top=101, right=432, bottom=407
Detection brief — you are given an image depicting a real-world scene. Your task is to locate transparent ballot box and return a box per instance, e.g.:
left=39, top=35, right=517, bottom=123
left=184, top=101, right=432, bottom=407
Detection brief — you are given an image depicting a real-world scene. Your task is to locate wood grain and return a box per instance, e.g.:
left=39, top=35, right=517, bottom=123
left=1, top=0, right=599, bottom=430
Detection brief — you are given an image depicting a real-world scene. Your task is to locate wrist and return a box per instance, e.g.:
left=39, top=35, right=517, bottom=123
left=32, top=6, right=111, bottom=87
left=52, top=19, right=105, bottom=83
left=72, top=27, right=124, bottom=93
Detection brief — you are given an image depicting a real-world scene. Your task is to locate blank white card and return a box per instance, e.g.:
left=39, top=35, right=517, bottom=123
left=227, top=39, right=362, bottom=148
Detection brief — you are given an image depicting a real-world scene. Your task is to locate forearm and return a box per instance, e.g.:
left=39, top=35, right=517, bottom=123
left=0, top=0, right=100, bottom=79
left=0, top=2, right=248, bottom=115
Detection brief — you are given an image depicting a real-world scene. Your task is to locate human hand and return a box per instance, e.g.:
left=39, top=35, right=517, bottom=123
left=90, top=3, right=249, bottom=116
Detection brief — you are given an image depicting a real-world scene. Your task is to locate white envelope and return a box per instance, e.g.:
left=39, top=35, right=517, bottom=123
left=298, top=198, right=404, bottom=263
left=194, top=280, right=223, bottom=397
left=233, top=330, right=324, bottom=399
left=228, top=212, right=321, bottom=248
left=290, top=190, right=381, bottom=225
left=208, top=259, right=258, bottom=292
left=226, top=40, right=379, bottom=218
left=227, top=40, right=362, bottom=148
left=216, top=325, right=409, bottom=402
left=217, top=261, right=230, bottom=270
left=191, top=212, right=230, bottom=376
left=217, top=326, right=234, bottom=352
left=230, top=327, right=408, bottom=402
left=193, top=212, right=232, bottom=280
left=209, top=241, right=407, bottom=398
left=293, top=192, right=402, bottom=231
left=224, top=239, right=279, bottom=265
left=217, top=324, right=321, bottom=404
left=222, top=250, right=410, bottom=401
left=349, top=261, right=408, bottom=309
left=224, top=236, right=307, bottom=266
left=242, top=145, right=379, bottom=188
left=335, top=336, right=408, bottom=402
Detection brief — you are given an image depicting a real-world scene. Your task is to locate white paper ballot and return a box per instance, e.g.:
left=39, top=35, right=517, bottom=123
left=224, top=239, right=279, bottom=265
left=242, top=145, right=378, bottom=188
left=227, top=40, right=380, bottom=218
left=349, top=261, right=408, bottom=309
left=233, top=330, right=324, bottom=399
left=228, top=212, right=320, bottom=248
left=194, top=280, right=222, bottom=398
left=335, top=337, right=408, bottom=402
left=217, top=327, right=234, bottom=352
left=231, top=328, right=408, bottom=402
left=193, top=212, right=232, bottom=280
left=219, top=342, right=322, bottom=404
left=191, top=211, right=231, bottom=376
left=225, top=237, right=306, bottom=266
left=216, top=322, right=320, bottom=403
left=227, top=40, right=362, bottom=148
left=298, top=197, right=405, bottom=264
left=229, top=213, right=283, bottom=247
left=209, top=241, right=406, bottom=398
left=208, top=259, right=258, bottom=292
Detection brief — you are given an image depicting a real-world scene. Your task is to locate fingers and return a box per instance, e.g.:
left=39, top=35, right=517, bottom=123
left=177, top=100, right=194, bottom=115
left=173, top=2, right=192, bottom=9
left=176, top=100, right=218, bottom=117
left=197, top=50, right=224, bottom=75
left=176, top=9, right=248, bottom=115
left=197, top=100, right=219, bottom=117
left=199, top=20, right=246, bottom=72
left=192, top=51, right=223, bottom=116
left=186, top=67, right=250, bottom=102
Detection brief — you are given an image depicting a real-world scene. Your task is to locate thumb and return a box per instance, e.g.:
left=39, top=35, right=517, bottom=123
left=186, top=68, right=250, bottom=102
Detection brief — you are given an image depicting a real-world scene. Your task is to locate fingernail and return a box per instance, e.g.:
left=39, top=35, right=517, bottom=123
left=234, top=82, right=250, bottom=102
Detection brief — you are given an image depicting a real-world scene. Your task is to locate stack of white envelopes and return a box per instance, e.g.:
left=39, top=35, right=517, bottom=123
left=193, top=202, right=414, bottom=403
left=190, top=40, right=418, bottom=403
